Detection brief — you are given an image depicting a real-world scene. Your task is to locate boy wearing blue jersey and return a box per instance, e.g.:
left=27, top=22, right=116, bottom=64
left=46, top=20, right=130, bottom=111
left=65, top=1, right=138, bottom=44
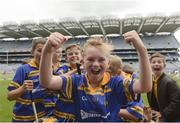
left=7, top=38, right=46, bottom=122
left=52, top=44, right=83, bottom=122
left=40, top=30, right=152, bottom=122
left=108, top=55, right=144, bottom=121
left=43, top=48, right=62, bottom=116
left=56, top=44, right=83, bottom=75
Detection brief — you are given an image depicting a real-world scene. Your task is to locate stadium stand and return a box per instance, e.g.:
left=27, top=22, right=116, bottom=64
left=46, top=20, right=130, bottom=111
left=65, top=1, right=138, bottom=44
left=0, top=15, right=180, bottom=73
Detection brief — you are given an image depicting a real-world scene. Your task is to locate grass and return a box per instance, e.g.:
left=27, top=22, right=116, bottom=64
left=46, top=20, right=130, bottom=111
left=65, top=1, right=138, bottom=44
left=0, top=74, right=180, bottom=121
left=0, top=80, right=14, bottom=122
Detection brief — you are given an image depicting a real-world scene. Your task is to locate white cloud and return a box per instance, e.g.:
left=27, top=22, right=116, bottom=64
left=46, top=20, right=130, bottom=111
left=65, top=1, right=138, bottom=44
left=0, top=0, right=179, bottom=23
left=0, top=0, right=180, bottom=43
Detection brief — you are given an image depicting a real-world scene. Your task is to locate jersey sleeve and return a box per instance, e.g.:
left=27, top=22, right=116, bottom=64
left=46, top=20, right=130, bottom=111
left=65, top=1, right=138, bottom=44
left=54, top=66, right=66, bottom=75
left=7, top=65, right=26, bottom=91
left=60, top=74, right=78, bottom=99
left=122, top=76, right=135, bottom=102
left=126, top=98, right=144, bottom=119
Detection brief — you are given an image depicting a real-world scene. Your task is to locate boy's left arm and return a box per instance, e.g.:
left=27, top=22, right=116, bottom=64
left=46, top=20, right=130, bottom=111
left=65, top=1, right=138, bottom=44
left=123, top=30, right=152, bottom=93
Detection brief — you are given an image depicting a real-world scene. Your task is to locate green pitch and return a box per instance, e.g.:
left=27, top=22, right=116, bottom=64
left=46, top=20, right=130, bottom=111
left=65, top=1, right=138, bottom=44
left=0, top=79, right=14, bottom=122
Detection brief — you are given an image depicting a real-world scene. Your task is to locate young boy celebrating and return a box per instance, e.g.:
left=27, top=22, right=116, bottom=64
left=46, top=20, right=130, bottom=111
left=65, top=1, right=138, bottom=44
left=40, top=30, right=152, bottom=121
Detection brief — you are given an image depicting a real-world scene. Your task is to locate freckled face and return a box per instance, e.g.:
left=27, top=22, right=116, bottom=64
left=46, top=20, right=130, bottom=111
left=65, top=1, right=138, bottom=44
left=83, top=47, right=109, bottom=82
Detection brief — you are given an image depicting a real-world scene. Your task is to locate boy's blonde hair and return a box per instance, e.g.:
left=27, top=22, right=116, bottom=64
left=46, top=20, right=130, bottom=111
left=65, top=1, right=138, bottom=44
left=109, top=55, right=123, bottom=69
left=83, top=37, right=113, bottom=56
left=108, top=55, right=123, bottom=75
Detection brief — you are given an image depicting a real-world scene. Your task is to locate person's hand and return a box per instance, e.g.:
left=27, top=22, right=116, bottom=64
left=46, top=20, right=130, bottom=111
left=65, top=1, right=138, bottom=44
left=47, top=32, right=67, bottom=52
left=123, top=30, right=146, bottom=52
left=21, top=80, right=33, bottom=91
left=143, top=106, right=152, bottom=121
left=151, top=110, right=161, bottom=121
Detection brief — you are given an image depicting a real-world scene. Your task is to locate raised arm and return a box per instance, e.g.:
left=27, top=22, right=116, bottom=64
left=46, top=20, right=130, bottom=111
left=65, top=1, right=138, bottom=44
left=123, top=30, right=152, bottom=93
left=40, top=32, right=67, bottom=90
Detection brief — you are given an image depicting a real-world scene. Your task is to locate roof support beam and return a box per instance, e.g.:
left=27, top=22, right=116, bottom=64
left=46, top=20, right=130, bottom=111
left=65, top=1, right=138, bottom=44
left=39, top=24, right=52, bottom=34
left=58, top=23, right=74, bottom=37
left=21, top=26, right=43, bottom=37
left=77, top=23, right=89, bottom=36
left=155, top=17, right=169, bottom=33
left=3, top=26, right=27, bottom=38
left=120, top=20, right=123, bottom=35
left=98, top=21, right=106, bottom=36
left=137, top=18, right=145, bottom=33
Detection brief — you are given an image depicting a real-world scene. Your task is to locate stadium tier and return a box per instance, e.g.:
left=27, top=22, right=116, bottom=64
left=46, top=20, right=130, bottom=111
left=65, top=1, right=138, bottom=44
left=0, top=15, right=180, bottom=72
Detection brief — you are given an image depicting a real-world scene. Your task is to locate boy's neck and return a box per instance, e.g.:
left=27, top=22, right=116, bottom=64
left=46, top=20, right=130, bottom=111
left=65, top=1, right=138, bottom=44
left=70, top=63, right=77, bottom=69
left=88, top=75, right=103, bottom=88
left=153, top=72, right=163, bottom=79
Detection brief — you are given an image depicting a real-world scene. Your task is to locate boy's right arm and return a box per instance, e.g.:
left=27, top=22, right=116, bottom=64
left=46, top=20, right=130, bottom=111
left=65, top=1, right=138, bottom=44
left=40, top=32, right=67, bottom=90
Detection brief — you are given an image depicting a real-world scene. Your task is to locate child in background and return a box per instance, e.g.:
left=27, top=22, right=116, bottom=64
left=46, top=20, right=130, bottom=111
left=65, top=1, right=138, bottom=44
left=147, top=52, right=180, bottom=121
left=56, top=44, right=83, bottom=75
left=108, top=55, right=144, bottom=121
left=43, top=48, right=62, bottom=116
left=7, top=38, right=46, bottom=122
left=40, top=30, right=152, bottom=121
left=52, top=44, right=83, bottom=122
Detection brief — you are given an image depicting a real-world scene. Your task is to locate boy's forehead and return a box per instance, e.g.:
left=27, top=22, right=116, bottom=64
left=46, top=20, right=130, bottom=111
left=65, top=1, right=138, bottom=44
left=85, top=47, right=108, bottom=58
left=151, top=56, right=164, bottom=61
left=35, top=43, right=44, bottom=49
left=66, top=47, right=80, bottom=52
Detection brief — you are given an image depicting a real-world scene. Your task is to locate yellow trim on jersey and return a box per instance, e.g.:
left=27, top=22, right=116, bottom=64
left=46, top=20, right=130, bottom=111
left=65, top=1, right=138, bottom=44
left=58, top=97, right=74, bottom=103
left=123, top=78, right=133, bottom=102
left=16, top=98, right=43, bottom=105
left=124, top=72, right=132, bottom=79
left=53, top=110, right=75, bottom=120
left=130, top=105, right=143, bottom=115
left=78, top=73, right=112, bottom=95
left=12, top=111, right=45, bottom=121
left=9, top=81, right=20, bottom=89
left=28, top=70, right=39, bottom=78
left=64, top=76, right=72, bottom=99
left=86, top=72, right=110, bottom=90
left=28, top=59, right=39, bottom=68
left=44, top=102, right=55, bottom=107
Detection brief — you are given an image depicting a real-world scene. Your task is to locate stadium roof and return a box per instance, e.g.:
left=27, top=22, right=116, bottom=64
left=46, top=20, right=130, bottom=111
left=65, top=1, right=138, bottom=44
left=0, top=15, right=180, bottom=39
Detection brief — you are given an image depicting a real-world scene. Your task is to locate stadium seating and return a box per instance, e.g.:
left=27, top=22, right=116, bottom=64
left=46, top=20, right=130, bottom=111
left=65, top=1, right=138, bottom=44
left=0, top=34, right=180, bottom=72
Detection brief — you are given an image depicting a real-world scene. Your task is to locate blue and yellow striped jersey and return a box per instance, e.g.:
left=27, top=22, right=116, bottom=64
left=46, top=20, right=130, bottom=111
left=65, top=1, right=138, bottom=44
left=126, top=98, right=144, bottom=120
left=54, top=64, right=72, bottom=75
left=7, top=59, right=45, bottom=122
left=53, top=64, right=76, bottom=122
left=122, top=72, right=144, bottom=121
left=60, top=72, right=134, bottom=122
